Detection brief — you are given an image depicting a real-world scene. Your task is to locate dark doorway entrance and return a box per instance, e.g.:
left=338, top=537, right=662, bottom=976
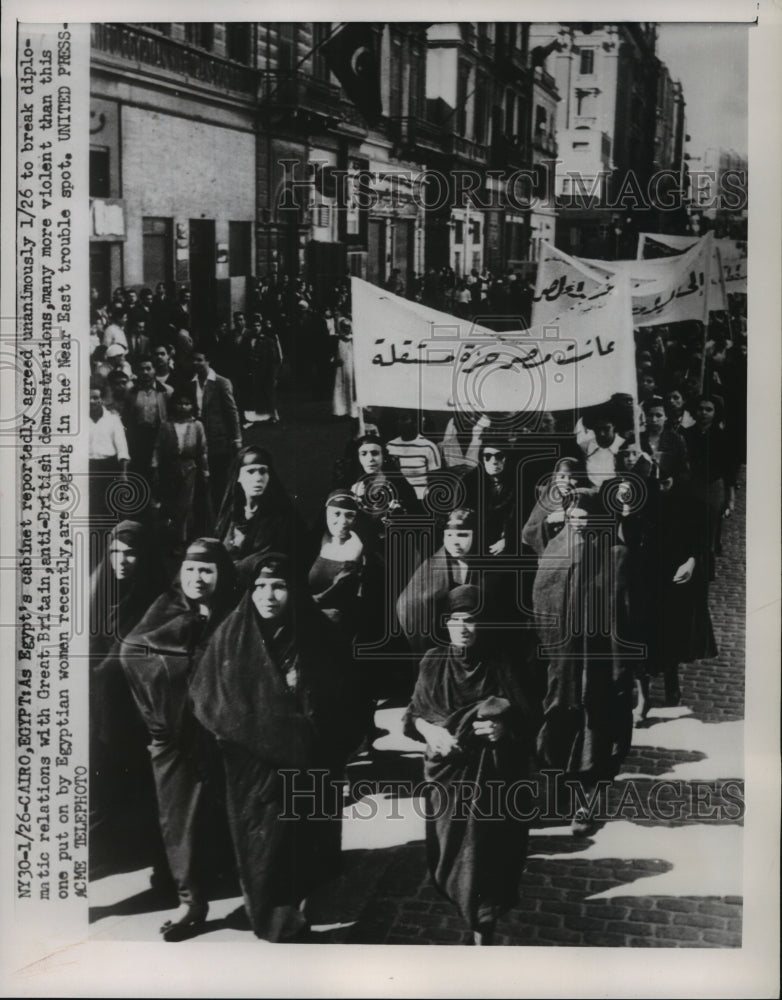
left=189, top=219, right=216, bottom=338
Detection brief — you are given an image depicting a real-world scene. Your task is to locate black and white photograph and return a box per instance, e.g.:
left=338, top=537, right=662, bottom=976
left=1, top=1, right=779, bottom=997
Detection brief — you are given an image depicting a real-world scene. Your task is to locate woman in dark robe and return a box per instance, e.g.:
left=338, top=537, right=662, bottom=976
left=333, top=435, right=423, bottom=691
left=397, top=507, right=479, bottom=657
left=628, top=453, right=716, bottom=715
left=308, top=490, right=365, bottom=638
left=215, top=445, right=309, bottom=572
left=334, top=434, right=422, bottom=534
left=404, top=585, right=535, bottom=945
left=89, top=521, right=165, bottom=865
left=639, top=395, right=689, bottom=484
left=189, top=552, right=364, bottom=941
left=120, top=538, right=236, bottom=939
left=531, top=452, right=644, bottom=834
left=520, top=455, right=595, bottom=559
left=461, top=440, right=520, bottom=556
left=682, top=395, right=738, bottom=580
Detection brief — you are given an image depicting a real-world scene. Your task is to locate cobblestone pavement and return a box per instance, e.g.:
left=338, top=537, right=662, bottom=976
left=88, top=403, right=746, bottom=950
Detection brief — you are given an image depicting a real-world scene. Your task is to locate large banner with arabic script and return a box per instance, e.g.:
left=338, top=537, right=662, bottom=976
left=638, top=232, right=747, bottom=295
left=533, top=239, right=714, bottom=328
left=578, top=233, right=724, bottom=317
left=352, top=276, right=636, bottom=412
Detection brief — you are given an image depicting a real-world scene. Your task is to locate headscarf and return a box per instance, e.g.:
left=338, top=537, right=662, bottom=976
left=90, top=520, right=163, bottom=659
left=190, top=550, right=362, bottom=769
left=214, top=446, right=306, bottom=563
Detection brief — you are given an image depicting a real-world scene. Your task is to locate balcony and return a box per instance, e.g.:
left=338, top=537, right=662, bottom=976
left=390, top=116, right=446, bottom=155
left=444, top=133, right=489, bottom=165
left=532, top=134, right=558, bottom=157
left=259, top=71, right=367, bottom=133
left=91, top=23, right=258, bottom=97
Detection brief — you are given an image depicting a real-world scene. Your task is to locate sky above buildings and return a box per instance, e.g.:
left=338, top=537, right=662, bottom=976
left=657, top=22, right=748, bottom=159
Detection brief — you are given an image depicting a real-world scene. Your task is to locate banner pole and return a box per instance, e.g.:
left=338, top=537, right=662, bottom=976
left=715, top=244, right=735, bottom=344
left=699, top=234, right=712, bottom=393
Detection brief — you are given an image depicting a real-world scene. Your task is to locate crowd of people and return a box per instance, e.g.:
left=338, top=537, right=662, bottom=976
left=88, top=274, right=747, bottom=946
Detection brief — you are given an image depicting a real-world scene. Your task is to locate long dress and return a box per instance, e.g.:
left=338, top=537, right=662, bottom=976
left=403, top=643, right=534, bottom=931
left=189, top=587, right=363, bottom=940
left=120, top=573, right=235, bottom=909
left=532, top=493, right=636, bottom=785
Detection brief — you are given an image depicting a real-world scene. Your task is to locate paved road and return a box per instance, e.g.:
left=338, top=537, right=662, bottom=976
left=88, top=398, right=745, bottom=949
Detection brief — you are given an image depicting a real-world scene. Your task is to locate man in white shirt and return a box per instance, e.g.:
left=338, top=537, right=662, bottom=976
left=89, top=377, right=130, bottom=529
left=575, top=407, right=625, bottom=487
left=103, top=308, right=129, bottom=351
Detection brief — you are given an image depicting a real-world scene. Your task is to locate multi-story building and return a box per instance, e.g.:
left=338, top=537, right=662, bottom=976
left=90, top=22, right=260, bottom=334
left=532, top=22, right=676, bottom=258
left=89, top=20, right=565, bottom=321
left=688, top=146, right=748, bottom=238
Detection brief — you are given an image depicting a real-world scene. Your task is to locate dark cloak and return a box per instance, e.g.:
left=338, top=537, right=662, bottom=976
left=532, top=500, right=636, bottom=783
left=214, top=446, right=311, bottom=570
left=120, top=551, right=236, bottom=907
left=89, top=521, right=165, bottom=853
left=189, top=576, right=364, bottom=938
left=403, top=642, right=534, bottom=930
left=396, top=547, right=479, bottom=656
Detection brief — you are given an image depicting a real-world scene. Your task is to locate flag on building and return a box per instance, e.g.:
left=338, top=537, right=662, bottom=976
left=321, top=23, right=383, bottom=126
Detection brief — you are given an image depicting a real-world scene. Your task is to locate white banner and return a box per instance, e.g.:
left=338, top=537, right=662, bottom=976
left=638, top=232, right=747, bottom=295
left=352, top=276, right=636, bottom=413
left=578, top=233, right=722, bottom=319
left=533, top=239, right=713, bottom=328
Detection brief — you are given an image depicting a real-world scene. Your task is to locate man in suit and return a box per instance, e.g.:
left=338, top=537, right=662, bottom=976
left=125, top=317, right=152, bottom=368
left=191, top=350, right=242, bottom=519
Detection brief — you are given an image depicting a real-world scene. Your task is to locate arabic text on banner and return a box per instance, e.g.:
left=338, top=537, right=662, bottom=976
left=352, top=276, right=636, bottom=413
left=533, top=238, right=712, bottom=328
left=638, top=232, right=747, bottom=295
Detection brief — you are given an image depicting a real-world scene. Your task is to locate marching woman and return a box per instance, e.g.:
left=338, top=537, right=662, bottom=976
left=215, top=445, right=309, bottom=571
left=121, top=538, right=236, bottom=940
left=404, top=585, right=535, bottom=945
left=308, top=490, right=365, bottom=638
left=189, top=552, right=363, bottom=941
left=397, top=508, right=480, bottom=657
left=89, top=521, right=165, bottom=867
left=460, top=440, right=520, bottom=557
left=531, top=449, right=643, bottom=835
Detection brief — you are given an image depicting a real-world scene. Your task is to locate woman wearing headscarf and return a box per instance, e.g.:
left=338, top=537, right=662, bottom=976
left=308, top=490, right=365, bottom=637
left=461, top=439, right=520, bottom=556
left=215, top=445, right=308, bottom=571
left=90, top=521, right=165, bottom=862
left=531, top=449, right=645, bottom=835
left=120, top=538, right=236, bottom=940
left=189, top=552, right=363, bottom=941
left=520, top=455, right=595, bottom=559
left=397, top=508, right=480, bottom=657
left=404, top=585, right=535, bottom=945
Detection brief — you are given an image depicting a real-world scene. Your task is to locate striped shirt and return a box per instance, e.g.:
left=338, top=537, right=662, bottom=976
left=387, top=435, right=442, bottom=499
